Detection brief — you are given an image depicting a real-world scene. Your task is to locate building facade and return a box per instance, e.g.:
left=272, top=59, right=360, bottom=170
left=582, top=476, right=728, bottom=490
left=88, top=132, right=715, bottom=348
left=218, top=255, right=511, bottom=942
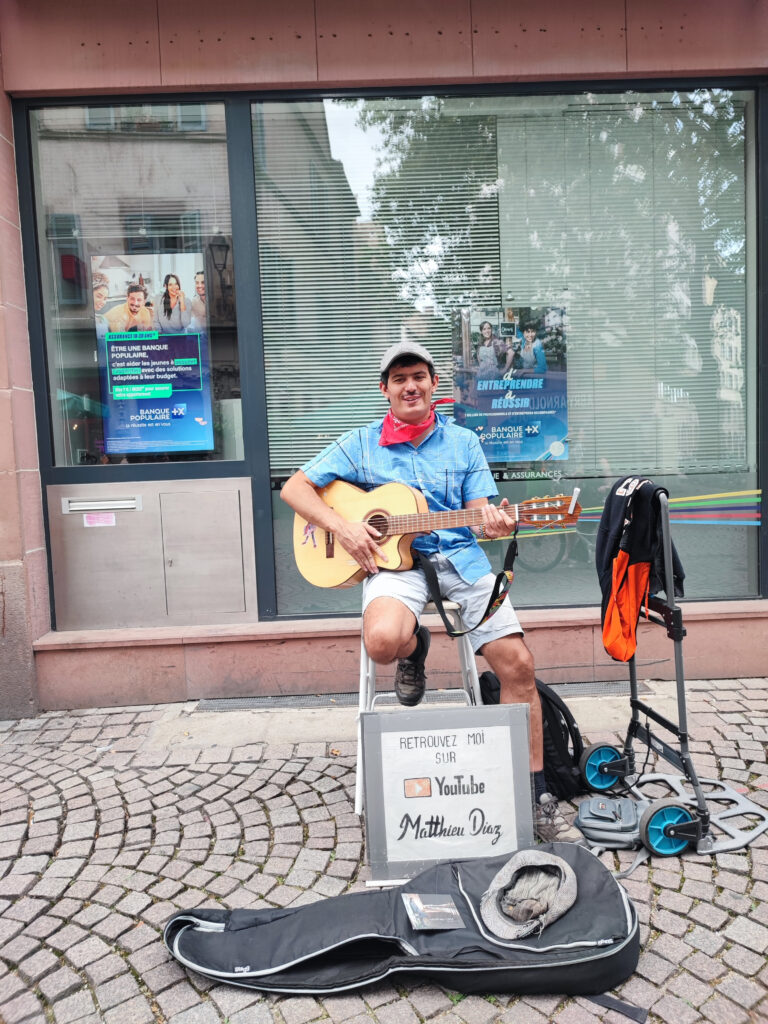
left=0, top=1, right=766, bottom=717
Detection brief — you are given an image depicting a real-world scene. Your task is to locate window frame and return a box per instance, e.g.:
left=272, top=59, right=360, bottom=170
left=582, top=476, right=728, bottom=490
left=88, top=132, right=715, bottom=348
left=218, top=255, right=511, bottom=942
left=13, top=78, right=768, bottom=627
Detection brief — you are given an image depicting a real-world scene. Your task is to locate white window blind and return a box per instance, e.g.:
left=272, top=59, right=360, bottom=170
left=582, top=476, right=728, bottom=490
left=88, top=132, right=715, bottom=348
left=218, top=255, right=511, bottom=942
left=254, top=99, right=501, bottom=476
left=498, top=93, right=750, bottom=476
left=256, top=91, right=752, bottom=481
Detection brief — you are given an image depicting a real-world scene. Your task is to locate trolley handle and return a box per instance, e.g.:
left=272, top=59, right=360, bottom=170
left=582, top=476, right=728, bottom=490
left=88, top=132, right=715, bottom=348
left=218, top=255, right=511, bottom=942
left=642, top=597, right=686, bottom=642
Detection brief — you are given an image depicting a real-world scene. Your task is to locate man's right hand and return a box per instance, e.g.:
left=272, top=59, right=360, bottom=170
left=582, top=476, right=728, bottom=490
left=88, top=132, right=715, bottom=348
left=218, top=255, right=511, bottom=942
left=281, top=470, right=388, bottom=575
left=335, top=521, right=388, bottom=576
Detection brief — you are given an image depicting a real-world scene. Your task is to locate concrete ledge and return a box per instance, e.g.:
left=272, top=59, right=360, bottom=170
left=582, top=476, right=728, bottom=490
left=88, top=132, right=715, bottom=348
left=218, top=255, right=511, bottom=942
left=32, top=615, right=367, bottom=650
left=32, top=598, right=768, bottom=650
left=32, top=599, right=768, bottom=711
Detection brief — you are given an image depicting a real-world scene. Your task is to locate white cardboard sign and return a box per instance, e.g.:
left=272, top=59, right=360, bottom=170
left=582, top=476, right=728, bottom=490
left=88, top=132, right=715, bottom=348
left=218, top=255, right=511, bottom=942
left=362, top=705, right=533, bottom=880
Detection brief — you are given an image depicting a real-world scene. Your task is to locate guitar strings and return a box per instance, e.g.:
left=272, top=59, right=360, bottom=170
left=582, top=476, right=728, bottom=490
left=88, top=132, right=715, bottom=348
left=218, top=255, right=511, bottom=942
left=378, top=506, right=567, bottom=535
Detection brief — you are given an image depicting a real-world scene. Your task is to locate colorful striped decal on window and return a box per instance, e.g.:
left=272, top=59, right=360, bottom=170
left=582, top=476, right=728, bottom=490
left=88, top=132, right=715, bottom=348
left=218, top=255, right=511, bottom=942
left=531, top=488, right=762, bottom=533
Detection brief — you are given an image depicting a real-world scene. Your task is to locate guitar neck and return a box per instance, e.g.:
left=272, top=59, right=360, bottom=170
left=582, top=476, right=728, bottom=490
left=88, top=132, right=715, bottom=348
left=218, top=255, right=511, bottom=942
left=382, top=507, right=516, bottom=537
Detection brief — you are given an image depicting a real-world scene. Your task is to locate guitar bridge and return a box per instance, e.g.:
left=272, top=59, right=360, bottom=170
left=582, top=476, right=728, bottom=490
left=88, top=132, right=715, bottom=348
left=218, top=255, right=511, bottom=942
left=325, top=531, right=335, bottom=559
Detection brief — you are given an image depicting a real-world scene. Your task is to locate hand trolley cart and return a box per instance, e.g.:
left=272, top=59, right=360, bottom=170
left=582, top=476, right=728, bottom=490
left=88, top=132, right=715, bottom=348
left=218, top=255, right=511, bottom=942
left=576, top=489, right=768, bottom=857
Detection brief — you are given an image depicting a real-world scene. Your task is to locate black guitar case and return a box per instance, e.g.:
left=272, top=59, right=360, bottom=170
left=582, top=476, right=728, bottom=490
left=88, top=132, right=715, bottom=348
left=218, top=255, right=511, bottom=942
left=164, top=843, right=639, bottom=996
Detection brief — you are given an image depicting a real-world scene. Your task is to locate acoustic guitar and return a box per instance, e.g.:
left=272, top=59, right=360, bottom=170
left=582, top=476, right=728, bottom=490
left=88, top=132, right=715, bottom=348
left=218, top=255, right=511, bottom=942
left=293, top=480, right=581, bottom=588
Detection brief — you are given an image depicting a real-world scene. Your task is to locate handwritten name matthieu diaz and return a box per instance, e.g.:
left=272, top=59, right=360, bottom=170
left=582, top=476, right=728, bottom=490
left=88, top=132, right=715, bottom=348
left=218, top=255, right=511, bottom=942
left=397, top=807, right=501, bottom=845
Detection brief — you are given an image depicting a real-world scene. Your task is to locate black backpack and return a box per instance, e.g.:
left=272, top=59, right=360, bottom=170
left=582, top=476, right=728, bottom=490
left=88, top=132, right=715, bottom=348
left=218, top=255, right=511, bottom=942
left=479, top=672, right=588, bottom=801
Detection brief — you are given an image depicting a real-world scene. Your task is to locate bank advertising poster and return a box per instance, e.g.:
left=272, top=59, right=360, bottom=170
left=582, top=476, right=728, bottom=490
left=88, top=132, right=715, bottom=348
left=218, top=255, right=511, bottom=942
left=452, top=305, right=568, bottom=464
left=91, top=253, right=213, bottom=455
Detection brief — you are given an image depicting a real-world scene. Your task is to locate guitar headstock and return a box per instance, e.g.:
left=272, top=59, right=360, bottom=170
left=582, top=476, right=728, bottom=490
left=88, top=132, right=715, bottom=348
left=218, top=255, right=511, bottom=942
left=518, top=492, right=582, bottom=531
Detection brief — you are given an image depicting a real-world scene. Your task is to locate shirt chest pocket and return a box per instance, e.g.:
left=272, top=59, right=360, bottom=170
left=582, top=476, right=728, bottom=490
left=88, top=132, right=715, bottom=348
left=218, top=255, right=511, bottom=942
left=415, top=465, right=454, bottom=507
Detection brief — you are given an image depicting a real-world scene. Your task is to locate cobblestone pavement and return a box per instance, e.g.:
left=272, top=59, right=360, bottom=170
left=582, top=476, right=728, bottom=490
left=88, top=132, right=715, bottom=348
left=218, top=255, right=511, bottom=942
left=0, top=678, right=767, bottom=1024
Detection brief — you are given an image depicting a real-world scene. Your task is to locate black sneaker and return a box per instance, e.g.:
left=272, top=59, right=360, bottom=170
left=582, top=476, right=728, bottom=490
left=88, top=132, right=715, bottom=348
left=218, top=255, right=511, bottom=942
left=394, top=627, right=431, bottom=707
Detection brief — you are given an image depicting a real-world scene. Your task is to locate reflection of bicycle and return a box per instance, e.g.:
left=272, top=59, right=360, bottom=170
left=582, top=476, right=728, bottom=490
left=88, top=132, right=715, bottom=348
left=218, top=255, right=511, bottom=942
left=516, top=522, right=596, bottom=573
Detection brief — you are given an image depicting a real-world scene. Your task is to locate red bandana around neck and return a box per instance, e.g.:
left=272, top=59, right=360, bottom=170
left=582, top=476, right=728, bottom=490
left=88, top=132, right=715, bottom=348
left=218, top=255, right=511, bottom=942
left=379, top=398, right=453, bottom=447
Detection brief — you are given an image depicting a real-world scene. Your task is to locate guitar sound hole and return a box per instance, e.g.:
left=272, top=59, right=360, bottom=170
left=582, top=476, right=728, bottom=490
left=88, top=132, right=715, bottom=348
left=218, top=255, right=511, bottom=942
left=367, top=514, right=388, bottom=537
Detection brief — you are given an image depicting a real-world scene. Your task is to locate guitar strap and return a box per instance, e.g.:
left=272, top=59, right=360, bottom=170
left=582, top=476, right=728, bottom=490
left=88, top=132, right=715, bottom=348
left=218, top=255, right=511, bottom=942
left=413, top=529, right=518, bottom=638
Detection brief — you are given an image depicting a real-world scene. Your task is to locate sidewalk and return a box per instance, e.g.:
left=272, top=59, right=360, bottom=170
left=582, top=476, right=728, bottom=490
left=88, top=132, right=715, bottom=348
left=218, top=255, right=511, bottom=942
left=0, top=678, right=766, bottom=1024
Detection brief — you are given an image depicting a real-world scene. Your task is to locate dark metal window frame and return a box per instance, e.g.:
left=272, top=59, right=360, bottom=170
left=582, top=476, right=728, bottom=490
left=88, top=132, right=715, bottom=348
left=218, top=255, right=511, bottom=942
left=12, top=78, right=767, bottom=629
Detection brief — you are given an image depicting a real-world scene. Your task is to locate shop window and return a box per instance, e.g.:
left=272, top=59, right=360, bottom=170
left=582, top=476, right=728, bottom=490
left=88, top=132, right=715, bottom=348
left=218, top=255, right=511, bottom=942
left=30, top=102, right=240, bottom=466
left=253, top=90, right=758, bottom=615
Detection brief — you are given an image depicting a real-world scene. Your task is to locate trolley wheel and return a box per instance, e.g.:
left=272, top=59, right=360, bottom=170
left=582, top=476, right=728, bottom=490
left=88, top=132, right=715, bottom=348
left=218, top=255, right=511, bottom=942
left=639, top=798, right=694, bottom=857
left=580, top=742, right=622, bottom=792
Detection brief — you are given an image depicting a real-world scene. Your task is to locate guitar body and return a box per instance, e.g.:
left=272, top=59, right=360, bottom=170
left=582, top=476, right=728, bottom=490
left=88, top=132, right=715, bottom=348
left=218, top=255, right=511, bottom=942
left=293, top=480, right=429, bottom=589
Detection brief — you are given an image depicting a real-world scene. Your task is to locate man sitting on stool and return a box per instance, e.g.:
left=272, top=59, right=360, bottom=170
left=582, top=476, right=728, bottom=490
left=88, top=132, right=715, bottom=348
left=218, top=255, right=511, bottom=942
left=281, top=341, right=583, bottom=844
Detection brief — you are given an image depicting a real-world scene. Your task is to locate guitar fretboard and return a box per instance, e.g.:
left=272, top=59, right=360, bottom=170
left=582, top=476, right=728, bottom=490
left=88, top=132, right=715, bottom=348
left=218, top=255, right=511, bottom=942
left=381, top=508, right=497, bottom=536
left=378, top=502, right=572, bottom=536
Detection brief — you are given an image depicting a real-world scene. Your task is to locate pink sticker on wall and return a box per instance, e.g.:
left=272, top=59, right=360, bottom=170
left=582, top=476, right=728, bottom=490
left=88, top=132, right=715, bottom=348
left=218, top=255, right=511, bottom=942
left=83, top=512, right=116, bottom=528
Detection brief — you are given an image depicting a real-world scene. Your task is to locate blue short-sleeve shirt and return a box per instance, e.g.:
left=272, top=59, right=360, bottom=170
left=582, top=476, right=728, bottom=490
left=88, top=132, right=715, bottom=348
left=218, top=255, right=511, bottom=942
left=301, top=413, right=497, bottom=583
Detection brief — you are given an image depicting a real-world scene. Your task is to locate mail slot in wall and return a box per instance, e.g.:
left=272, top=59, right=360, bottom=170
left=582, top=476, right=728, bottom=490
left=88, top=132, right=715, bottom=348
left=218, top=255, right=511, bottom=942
left=61, top=496, right=143, bottom=514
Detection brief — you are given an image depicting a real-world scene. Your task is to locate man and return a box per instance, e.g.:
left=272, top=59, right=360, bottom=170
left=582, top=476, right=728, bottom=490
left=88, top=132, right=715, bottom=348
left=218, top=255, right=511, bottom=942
left=518, top=322, right=548, bottom=373
left=190, top=271, right=206, bottom=324
left=104, top=284, right=152, bottom=333
left=281, top=341, right=583, bottom=844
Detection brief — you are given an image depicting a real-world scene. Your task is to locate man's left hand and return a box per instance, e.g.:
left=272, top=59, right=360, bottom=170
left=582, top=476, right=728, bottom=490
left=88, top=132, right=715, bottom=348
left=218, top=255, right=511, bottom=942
left=481, top=497, right=516, bottom=539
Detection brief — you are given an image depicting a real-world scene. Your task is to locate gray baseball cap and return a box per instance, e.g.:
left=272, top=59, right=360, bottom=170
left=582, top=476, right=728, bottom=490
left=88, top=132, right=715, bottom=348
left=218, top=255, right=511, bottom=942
left=379, top=341, right=435, bottom=375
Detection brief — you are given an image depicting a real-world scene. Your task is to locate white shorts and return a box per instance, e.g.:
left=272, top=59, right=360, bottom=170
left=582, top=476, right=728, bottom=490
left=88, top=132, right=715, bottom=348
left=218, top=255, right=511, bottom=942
left=362, top=553, right=523, bottom=654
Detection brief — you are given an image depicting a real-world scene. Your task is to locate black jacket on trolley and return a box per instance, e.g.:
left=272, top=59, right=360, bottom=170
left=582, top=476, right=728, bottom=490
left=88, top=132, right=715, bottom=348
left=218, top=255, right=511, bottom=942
left=596, top=475, right=685, bottom=632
